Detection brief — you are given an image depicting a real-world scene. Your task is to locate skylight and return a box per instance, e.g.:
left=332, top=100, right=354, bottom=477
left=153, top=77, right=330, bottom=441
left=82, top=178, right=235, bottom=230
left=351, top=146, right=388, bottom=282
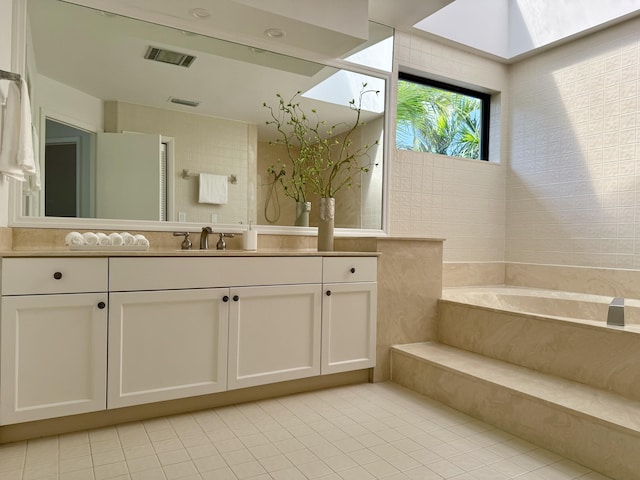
left=303, top=71, right=385, bottom=113
left=414, top=0, right=640, bottom=60
left=302, top=37, right=390, bottom=113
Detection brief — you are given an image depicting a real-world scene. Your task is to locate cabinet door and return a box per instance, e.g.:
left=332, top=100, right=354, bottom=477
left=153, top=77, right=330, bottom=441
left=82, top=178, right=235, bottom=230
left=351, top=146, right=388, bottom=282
left=228, top=284, right=321, bottom=390
left=0, top=293, right=108, bottom=425
left=321, top=282, right=377, bottom=374
left=108, top=288, right=229, bottom=408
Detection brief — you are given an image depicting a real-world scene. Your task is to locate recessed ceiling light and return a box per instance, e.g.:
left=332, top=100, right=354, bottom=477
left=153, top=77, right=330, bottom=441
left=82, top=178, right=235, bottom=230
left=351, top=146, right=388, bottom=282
left=190, top=8, right=210, bottom=19
left=264, top=28, right=286, bottom=39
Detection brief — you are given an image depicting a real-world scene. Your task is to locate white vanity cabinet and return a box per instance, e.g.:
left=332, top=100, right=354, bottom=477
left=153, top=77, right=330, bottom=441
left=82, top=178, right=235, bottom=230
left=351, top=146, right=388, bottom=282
left=0, top=254, right=376, bottom=423
left=107, top=288, right=229, bottom=408
left=0, top=258, right=109, bottom=425
left=227, top=284, right=322, bottom=390
left=321, top=257, right=377, bottom=374
left=108, top=258, right=233, bottom=408
left=107, top=256, right=323, bottom=405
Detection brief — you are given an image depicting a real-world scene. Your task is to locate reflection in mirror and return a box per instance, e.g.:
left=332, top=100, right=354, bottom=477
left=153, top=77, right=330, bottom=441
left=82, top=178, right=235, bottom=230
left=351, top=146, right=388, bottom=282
left=21, top=0, right=392, bottom=230
left=43, top=119, right=95, bottom=218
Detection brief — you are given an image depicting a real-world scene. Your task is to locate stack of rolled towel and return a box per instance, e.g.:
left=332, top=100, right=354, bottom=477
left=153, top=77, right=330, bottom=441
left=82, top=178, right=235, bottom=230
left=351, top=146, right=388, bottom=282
left=65, top=231, right=150, bottom=248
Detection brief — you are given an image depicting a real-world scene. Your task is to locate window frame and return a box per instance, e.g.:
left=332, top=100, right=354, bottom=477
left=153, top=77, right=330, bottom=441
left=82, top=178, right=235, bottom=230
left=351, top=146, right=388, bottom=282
left=398, top=72, right=491, bottom=161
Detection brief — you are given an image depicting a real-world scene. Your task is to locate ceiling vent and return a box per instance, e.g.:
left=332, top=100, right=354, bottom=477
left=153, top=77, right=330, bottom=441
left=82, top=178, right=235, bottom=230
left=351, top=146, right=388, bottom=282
left=168, top=97, right=200, bottom=107
left=145, top=46, right=196, bottom=67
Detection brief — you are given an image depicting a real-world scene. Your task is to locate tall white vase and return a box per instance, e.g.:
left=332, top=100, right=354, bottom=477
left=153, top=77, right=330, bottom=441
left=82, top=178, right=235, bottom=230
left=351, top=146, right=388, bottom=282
left=317, top=197, right=335, bottom=251
left=295, top=201, right=311, bottom=227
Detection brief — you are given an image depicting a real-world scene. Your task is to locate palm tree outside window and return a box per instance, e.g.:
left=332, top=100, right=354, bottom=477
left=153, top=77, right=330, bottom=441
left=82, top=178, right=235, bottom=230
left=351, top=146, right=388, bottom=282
left=396, top=72, right=490, bottom=161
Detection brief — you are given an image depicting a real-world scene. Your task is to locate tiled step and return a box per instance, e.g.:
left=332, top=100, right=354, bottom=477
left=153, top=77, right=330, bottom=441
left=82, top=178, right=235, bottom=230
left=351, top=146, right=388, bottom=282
left=391, top=342, right=640, bottom=480
left=438, top=299, right=640, bottom=402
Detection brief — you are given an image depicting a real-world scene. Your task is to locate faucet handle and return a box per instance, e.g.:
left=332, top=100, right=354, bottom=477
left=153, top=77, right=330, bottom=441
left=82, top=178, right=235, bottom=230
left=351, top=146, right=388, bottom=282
left=173, top=231, right=192, bottom=250
left=216, top=232, right=235, bottom=250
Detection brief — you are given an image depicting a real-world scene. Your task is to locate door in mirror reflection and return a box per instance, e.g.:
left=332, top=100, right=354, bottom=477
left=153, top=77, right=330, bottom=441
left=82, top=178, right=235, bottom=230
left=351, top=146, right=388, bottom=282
left=44, top=119, right=94, bottom=218
left=44, top=142, right=77, bottom=217
left=96, top=132, right=165, bottom=221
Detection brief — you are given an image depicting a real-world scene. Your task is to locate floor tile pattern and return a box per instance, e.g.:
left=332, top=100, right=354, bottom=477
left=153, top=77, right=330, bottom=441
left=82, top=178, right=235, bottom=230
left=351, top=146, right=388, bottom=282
left=0, top=382, right=611, bottom=480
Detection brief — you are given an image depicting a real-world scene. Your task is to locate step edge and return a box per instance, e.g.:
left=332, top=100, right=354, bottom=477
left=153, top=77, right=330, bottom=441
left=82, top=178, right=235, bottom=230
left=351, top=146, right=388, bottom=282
left=391, top=342, right=640, bottom=436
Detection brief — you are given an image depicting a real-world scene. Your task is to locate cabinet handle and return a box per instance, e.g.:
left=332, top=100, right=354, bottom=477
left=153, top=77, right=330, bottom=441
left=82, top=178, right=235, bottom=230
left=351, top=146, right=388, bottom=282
left=326, top=290, right=332, bottom=296
left=223, top=295, right=229, bottom=302
left=233, top=295, right=239, bottom=302
left=350, top=267, right=356, bottom=274
left=97, top=301, right=106, bottom=309
left=53, top=271, right=63, bottom=280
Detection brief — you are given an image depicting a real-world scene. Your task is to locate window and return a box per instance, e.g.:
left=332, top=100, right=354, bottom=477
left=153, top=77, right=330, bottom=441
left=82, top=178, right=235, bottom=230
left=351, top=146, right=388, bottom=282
left=396, top=72, right=490, bottom=160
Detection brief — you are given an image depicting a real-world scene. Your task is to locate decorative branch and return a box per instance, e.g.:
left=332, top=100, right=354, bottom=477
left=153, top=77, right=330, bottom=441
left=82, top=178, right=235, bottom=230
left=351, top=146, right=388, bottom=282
left=263, top=84, right=379, bottom=201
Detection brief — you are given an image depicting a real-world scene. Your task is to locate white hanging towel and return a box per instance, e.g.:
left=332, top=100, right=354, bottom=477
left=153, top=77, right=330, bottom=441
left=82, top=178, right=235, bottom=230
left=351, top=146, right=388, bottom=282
left=0, top=79, right=36, bottom=181
left=198, top=173, right=228, bottom=204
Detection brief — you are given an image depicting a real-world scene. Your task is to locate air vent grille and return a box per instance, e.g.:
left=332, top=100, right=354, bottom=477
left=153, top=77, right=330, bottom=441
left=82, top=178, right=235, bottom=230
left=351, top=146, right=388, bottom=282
left=145, top=46, right=196, bottom=67
left=169, top=97, right=200, bottom=107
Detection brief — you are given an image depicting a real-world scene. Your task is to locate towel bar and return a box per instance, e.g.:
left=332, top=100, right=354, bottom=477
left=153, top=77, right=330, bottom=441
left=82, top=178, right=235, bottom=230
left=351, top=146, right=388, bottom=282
left=0, top=69, right=21, bottom=82
left=182, top=168, right=237, bottom=184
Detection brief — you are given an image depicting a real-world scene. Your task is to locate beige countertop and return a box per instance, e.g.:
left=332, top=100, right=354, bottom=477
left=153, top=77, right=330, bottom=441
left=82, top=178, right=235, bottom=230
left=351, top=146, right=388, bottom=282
left=0, top=249, right=381, bottom=258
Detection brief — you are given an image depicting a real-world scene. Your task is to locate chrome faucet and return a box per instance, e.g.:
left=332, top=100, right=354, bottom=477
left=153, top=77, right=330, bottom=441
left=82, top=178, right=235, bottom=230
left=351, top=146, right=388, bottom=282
left=200, top=226, right=213, bottom=249
left=607, top=297, right=625, bottom=327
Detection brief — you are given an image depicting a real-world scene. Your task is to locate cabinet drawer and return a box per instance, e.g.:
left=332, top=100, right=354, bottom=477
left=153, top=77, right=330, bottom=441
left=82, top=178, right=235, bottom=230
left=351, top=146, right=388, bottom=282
left=2, top=258, right=108, bottom=295
left=323, top=257, right=377, bottom=283
left=109, top=257, right=322, bottom=291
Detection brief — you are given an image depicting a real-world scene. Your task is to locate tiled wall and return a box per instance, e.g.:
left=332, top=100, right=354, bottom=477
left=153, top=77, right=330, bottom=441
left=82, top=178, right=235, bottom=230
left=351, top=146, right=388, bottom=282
left=390, top=150, right=506, bottom=261
left=507, top=16, right=640, bottom=268
left=390, top=32, right=508, bottom=262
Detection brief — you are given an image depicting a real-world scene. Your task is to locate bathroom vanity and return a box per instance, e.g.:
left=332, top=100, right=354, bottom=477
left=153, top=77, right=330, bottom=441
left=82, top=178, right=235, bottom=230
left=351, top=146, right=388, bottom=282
left=0, top=253, right=377, bottom=426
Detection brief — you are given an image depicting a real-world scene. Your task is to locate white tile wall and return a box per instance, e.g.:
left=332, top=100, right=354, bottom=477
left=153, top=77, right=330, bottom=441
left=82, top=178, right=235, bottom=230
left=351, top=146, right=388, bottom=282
left=392, top=18, right=640, bottom=267
left=390, top=32, right=508, bottom=262
left=507, top=16, right=640, bottom=268
left=390, top=150, right=506, bottom=261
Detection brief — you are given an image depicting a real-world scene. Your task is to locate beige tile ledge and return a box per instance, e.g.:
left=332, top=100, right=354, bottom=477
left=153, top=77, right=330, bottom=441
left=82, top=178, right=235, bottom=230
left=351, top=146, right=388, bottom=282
left=377, top=236, right=445, bottom=242
left=393, top=342, right=640, bottom=435
left=0, top=228, right=12, bottom=250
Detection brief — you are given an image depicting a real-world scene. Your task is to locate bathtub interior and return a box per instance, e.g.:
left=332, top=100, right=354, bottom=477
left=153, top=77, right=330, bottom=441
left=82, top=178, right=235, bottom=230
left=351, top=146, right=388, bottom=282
left=441, top=286, right=640, bottom=327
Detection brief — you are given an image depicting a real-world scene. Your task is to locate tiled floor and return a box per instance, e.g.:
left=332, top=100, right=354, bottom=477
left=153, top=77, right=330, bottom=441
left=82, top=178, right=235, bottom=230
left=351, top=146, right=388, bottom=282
left=0, top=382, right=611, bottom=480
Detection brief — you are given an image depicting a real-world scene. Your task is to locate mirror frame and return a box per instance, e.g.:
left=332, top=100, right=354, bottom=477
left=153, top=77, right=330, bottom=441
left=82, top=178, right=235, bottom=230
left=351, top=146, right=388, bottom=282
left=9, top=0, right=391, bottom=237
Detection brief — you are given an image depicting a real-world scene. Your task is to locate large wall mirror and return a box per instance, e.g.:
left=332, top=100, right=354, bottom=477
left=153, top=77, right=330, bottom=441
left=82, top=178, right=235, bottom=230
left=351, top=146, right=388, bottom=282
left=14, top=0, right=392, bottom=233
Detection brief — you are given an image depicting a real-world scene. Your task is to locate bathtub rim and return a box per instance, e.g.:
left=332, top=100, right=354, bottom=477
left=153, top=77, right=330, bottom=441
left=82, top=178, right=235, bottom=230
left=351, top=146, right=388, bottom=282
left=440, top=285, right=640, bottom=334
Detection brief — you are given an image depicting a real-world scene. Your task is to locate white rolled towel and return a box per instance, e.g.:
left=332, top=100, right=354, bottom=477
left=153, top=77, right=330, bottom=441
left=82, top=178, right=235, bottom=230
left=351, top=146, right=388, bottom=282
left=108, top=232, right=124, bottom=246
left=96, top=232, right=111, bottom=246
left=65, top=231, right=84, bottom=246
left=134, top=234, right=149, bottom=247
left=82, top=232, right=99, bottom=245
left=121, top=232, right=135, bottom=245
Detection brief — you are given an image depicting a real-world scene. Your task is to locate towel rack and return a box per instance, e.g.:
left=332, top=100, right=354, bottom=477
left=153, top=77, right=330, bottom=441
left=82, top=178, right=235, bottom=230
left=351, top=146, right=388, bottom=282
left=0, top=69, right=21, bottom=83
left=182, top=169, right=237, bottom=184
